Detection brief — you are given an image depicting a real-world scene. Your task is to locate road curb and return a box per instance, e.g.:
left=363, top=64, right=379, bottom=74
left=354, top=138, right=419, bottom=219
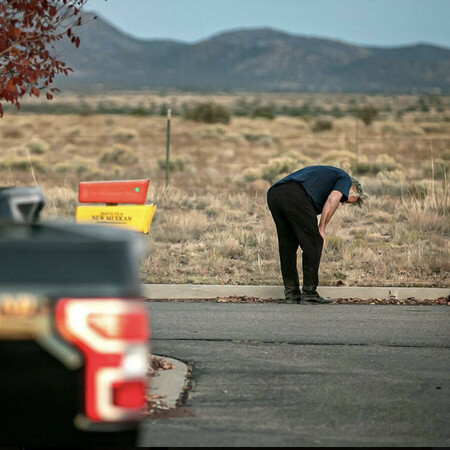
left=141, top=284, right=449, bottom=301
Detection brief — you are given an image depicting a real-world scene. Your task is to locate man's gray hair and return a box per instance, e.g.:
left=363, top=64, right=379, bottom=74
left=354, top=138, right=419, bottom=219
left=350, top=176, right=368, bottom=208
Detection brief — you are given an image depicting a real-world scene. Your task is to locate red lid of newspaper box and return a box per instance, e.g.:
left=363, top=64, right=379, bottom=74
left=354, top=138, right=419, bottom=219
left=78, top=179, right=149, bottom=204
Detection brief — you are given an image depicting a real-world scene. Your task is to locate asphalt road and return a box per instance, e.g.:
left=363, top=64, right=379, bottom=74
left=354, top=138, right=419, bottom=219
left=139, top=303, right=450, bottom=447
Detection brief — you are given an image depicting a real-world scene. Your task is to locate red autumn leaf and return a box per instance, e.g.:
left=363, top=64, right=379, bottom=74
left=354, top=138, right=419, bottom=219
left=0, top=0, right=104, bottom=116
left=0, top=37, right=9, bottom=53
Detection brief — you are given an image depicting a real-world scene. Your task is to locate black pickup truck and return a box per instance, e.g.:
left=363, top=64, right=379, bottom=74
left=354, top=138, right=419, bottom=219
left=0, top=187, right=150, bottom=446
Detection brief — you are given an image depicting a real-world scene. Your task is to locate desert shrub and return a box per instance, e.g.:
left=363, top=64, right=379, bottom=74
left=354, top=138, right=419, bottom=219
left=26, top=138, right=49, bottom=155
left=196, top=126, right=227, bottom=139
left=158, top=103, right=182, bottom=116
left=422, top=124, right=443, bottom=134
left=244, top=134, right=275, bottom=147
left=381, top=124, right=401, bottom=134
left=403, top=180, right=432, bottom=199
left=375, top=155, right=400, bottom=172
left=238, top=229, right=259, bottom=247
left=354, top=154, right=401, bottom=175
left=185, top=102, right=231, bottom=124
left=363, top=171, right=405, bottom=196
left=403, top=126, right=426, bottom=136
left=113, top=128, right=137, bottom=141
left=321, top=150, right=356, bottom=172
left=0, top=156, right=45, bottom=173
left=248, top=179, right=271, bottom=193
left=356, top=105, right=378, bottom=126
left=41, top=186, right=78, bottom=217
left=321, top=150, right=356, bottom=165
left=214, top=238, right=244, bottom=260
left=421, top=159, right=450, bottom=179
left=65, top=126, right=81, bottom=138
left=78, top=103, right=93, bottom=116
left=130, top=107, right=148, bottom=116
left=158, top=154, right=192, bottom=172
left=2, top=128, right=23, bottom=139
left=241, top=168, right=261, bottom=183
left=99, top=145, right=139, bottom=165
left=277, top=103, right=313, bottom=118
left=62, top=144, right=78, bottom=155
left=237, top=153, right=313, bottom=185
left=53, top=158, right=97, bottom=176
left=257, top=136, right=275, bottom=148
left=252, top=105, right=276, bottom=120
left=353, top=161, right=372, bottom=175
left=311, top=118, right=333, bottom=132
left=260, top=157, right=302, bottom=184
left=353, top=155, right=400, bottom=175
left=326, top=236, right=343, bottom=252
left=244, top=134, right=265, bottom=142
left=6, top=145, right=27, bottom=157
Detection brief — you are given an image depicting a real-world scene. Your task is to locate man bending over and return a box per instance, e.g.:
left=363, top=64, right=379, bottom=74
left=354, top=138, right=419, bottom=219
left=267, top=165, right=367, bottom=304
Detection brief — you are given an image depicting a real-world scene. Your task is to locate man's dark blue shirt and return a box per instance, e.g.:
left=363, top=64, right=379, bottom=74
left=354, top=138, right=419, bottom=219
left=272, top=165, right=352, bottom=214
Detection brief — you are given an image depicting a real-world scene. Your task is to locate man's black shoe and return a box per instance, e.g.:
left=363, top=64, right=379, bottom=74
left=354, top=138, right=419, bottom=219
left=285, top=296, right=301, bottom=304
left=284, top=286, right=301, bottom=304
left=300, top=292, right=333, bottom=304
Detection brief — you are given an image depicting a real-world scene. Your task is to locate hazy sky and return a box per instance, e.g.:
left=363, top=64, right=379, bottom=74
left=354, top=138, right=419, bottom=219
left=84, top=0, right=449, bottom=48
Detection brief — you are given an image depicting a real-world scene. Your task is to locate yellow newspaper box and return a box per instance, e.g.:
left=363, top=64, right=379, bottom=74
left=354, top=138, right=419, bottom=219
left=76, top=204, right=156, bottom=234
left=75, top=179, right=156, bottom=234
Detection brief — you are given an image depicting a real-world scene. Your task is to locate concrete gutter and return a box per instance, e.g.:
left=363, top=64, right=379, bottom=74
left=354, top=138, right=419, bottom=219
left=141, top=284, right=449, bottom=300
left=149, top=356, right=189, bottom=409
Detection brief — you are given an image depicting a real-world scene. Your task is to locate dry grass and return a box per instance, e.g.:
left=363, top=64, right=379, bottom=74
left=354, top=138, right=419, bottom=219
left=1, top=92, right=449, bottom=288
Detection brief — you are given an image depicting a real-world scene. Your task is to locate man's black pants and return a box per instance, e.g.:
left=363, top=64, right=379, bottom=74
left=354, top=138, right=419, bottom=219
left=267, top=181, right=323, bottom=299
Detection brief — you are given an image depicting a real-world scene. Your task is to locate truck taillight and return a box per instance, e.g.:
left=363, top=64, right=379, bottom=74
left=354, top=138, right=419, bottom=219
left=55, top=298, right=150, bottom=423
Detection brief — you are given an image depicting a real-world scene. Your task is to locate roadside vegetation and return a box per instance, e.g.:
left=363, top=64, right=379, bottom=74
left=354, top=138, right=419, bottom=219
left=1, top=92, right=449, bottom=287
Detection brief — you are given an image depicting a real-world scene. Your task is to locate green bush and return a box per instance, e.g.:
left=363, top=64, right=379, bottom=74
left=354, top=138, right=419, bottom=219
left=441, top=151, right=450, bottom=161
left=260, top=157, right=301, bottom=184
left=356, top=105, right=378, bottom=126
left=99, top=145, right=138, bottom=165
left=241, top=168, right=260, bottom=183
left=130, top=107, right=149, bottom=116
left=196, top=126, right=227, bottom=139
left=251, top=105, right=275, bottom=120
left=422, top=124, right=443, bottom=134
left=321, top=150, right=356, bottom=164
left=158, top=154, right=191, bottom=172
left=422, top=159, right=450, bottom=179
left=311, top=119, right=333, bottom=133
left=185, top=102, right=231, bottom=124
left=0, top=157, right=45, bottom=173
left=113, top=129, right=137, bottom=141
left=403, top=180, right=432, bottom=199
left=26, top=138, right=49, bottom=155
left=353, top=161, right=372, bottom=175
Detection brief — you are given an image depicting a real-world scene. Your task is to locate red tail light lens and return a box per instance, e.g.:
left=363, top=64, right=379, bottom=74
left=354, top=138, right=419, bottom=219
left=87, top=312, right=148, bottom=340
left=113, top=381, right=146, bottom=408
left=56, top=298, right=150, bottom=423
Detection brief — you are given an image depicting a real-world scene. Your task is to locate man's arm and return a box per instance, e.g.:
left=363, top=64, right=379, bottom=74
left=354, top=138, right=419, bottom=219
left=318, top=190, right=343, bottom=243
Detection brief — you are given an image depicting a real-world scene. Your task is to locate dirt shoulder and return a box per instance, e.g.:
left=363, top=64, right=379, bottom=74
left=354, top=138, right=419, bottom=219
left=146, top=295, right=450, bottom=305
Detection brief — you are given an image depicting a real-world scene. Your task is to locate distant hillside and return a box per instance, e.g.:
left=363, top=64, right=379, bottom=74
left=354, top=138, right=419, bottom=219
left=54, top=12, right=450, bottom=94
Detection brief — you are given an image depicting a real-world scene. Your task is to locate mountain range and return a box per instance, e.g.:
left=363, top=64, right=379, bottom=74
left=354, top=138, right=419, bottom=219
left=54, top=12, right=450, bottom=94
